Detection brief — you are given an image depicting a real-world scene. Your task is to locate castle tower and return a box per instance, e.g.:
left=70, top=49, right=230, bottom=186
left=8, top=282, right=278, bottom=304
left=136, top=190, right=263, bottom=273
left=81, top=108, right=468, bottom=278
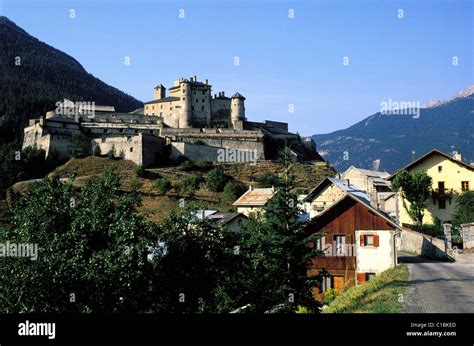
left=231, top=92, right=246, bottom=129
left=180, top=80, right=192, bottom=128
left=154, top=84, right=166, bottom=100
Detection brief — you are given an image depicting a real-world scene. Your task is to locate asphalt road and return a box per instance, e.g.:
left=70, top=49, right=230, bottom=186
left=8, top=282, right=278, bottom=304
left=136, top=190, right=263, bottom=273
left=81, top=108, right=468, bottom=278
left=400, top=252, right=474, bottom=313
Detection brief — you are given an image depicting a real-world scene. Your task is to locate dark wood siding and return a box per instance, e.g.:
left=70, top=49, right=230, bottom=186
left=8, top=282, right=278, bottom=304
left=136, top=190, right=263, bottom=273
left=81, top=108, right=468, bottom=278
left=307, top=197, right=396, bottom=300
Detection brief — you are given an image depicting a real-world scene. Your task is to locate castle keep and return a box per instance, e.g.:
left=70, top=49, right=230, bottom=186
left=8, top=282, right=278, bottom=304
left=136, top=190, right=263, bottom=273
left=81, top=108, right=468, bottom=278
left=23, top=76, right=323, bottom=167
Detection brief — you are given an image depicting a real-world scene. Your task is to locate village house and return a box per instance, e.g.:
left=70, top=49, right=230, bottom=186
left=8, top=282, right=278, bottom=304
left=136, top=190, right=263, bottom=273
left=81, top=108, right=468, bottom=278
left=232, top=186, right=277, bottom=217
left=341, top=166, right=398, bottom=222
left=193, top=210, right=247, bottom=233
left=306, top=193, right=401, bottom=301
left=388, top=149, right=474, bottom=225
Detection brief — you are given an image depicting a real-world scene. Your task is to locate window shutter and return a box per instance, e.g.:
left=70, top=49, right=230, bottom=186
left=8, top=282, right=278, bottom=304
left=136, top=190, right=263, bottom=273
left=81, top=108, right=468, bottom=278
left=360, top=234, right=365, bottom=246
left=357, top=273, right=366, bottom=284
left=374, top=235, right=379, bottom=247
left=346, top=235, right=352, bottom=256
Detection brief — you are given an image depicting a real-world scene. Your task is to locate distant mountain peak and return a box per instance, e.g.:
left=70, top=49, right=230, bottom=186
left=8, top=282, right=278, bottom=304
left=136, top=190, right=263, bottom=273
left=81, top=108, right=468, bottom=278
left=456, top=85, right=474, bottom=98
left=423, top=85, right=474, bottom=108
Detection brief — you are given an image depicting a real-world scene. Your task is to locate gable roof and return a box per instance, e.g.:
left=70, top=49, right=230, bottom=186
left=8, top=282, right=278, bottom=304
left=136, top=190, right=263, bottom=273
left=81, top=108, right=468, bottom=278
left=388, top=149, right=474, bottom=180
left=304, top=177, right=370, bottom=203
left=307, top=192, right=402, bottom=231
left=233, top=187, right=277, bottom=207
left=343, top=166, right=391, bottom=188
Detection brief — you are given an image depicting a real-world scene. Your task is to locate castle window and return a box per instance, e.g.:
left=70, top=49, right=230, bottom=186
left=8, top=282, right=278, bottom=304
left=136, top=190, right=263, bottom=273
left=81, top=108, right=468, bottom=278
left=152, top=106, right=154, bottom=110
left=462, top=181, right=470, bottom=191
left=101, top=138, right=106, bottom=143
left=201, top=106, right=204, bottom=111
left=192, top=106, right=195, bottom=111
left=196, top=99, right=198, bottom=103
left=120, top=129, right=124, bottom=133
left=183, top=97, right=185, bottom=101
left=202, top=99, right=205, bottom=103
left=161, top=105, right=163, bottom=109
left=130, top=147, right=133, bottom=152
left=438, top=166, right=442, bottom=172
left=104, top=129, right=108, bottom=133
left=170, top=107, right=172, bottom=110
left=202, top=91, right=205, bottom=95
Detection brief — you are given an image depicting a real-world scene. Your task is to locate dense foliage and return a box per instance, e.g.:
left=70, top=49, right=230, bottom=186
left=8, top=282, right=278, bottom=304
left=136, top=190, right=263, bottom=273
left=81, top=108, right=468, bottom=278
left=453, top=191, right=474, bottom=227
left=206, top=167, right=229, bottom=192
left=392, top=170, right=432, bottom=225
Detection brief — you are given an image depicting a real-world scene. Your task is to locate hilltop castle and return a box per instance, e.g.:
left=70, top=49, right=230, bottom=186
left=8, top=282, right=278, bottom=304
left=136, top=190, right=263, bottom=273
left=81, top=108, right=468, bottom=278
left=23, top=76, right=323, bottom=167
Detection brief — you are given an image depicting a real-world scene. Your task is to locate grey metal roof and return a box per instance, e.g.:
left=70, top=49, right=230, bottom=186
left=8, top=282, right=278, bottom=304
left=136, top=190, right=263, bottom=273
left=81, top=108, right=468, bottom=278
left=231, top=92, right=246, bottom=100
left=144, top=96, right=180, bottom=105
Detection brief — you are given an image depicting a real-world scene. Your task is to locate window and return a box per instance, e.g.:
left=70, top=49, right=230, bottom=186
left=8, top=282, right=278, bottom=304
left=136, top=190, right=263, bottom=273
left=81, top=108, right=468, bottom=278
left=130, top=147, right=133, bottom=152
left=334, top=235, right=346, bottom=256
left=438, top=181, right=445, bottom=194
left=152, top=106, right=154, bottom=110
left=146, top=106, right=148, bottom=110
left=196, top=98, right=199, bottom=103
left=160, top=105, right=163, bottom=109
left=202, top=99, right=205, bottom=103
left=365, top=235, right=374, bottom=246
left=104, top=129, right=108, bottom=133
left=101, top=138, right=106, bottom=143
left=365, top=273, right=376, bottom=281
left=439, top=198, right=446, bottom=209
left=192, top=106, right=195, bottom=111
left=202, top=91, right=205, bottom=95
left=462, top=181, right=469, bottom=191
left=201, top=106, right=204, bottom=111
left=360, top=234, right=379, bottom=247
left=438, top=166, right=442, bottom=172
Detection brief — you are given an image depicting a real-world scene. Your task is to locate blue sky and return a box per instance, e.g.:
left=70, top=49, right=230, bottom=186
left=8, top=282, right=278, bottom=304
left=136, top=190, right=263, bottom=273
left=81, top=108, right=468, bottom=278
left=1, top=0, right=472, bottom=135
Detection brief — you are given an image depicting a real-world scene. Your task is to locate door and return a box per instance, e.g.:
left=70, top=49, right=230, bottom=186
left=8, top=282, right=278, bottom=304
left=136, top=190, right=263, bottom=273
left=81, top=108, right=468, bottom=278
left=333, top=276, right=345, bottom=293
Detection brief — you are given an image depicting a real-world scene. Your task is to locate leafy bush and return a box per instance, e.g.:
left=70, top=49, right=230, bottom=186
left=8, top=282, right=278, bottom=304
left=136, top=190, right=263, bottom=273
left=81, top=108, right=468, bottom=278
left=154, top=177, right=172, bottom=195
left=178, top=174, right=202, bottom=196
left=453, top=191, right=474, bottom=227
left=324, top=288, right=338, bottom=304
left=196, top=160, right=214, bottom=171
left=256, top=172, right=281, bottom=188
left=135, top=165, right=145, bottom=178
left=411, top=223, right=444, bottom=239
left=206, top=167, right=229, bottom=192
left=223, top=181, right=246, bottom=201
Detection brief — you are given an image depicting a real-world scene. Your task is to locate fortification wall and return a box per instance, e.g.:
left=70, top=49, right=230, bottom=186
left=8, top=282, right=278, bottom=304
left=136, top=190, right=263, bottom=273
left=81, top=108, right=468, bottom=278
left=92, top=133, right=166, bottom=167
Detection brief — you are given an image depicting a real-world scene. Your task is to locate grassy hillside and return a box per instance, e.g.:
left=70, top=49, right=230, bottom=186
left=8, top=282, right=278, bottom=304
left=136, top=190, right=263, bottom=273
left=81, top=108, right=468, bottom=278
left=7, top=157, right=334, bottom=223
left=323, top=265, right=409, bottom=313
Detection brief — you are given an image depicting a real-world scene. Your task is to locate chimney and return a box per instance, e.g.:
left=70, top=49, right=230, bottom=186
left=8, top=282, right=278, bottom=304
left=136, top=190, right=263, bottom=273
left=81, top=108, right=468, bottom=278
left=205, top=79, right=208, bottom=85
left=201, top=210, right=206, bottom=220
left=369, top=191, right=379, bottom=209
left=249, top=185, right=253, bottom=191
left=453, top=152, right=462, bottom=162
left=271, top=185, right=275, bottom=192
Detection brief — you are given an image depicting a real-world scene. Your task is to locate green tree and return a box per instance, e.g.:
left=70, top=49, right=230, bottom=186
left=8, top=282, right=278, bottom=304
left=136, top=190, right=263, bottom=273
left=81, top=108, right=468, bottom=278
left=0, top=172, right=154, bottom=313
left=206, top=167, right=229, bottom=192
left=223, top=181, right=246, bottom=202
left=154, top=177, right=172, bottom=195
left=150, top=205, right=240, bottom=313
left=107, top=144, right=116, bottom=159
left=256, top=172, right=280, bottom=188
left=453, top=191, right=474, bottom=227
left=392, top=170, right=432, bottom=225
left=93, top=143, right=101, bottom=156
left=234, top=148, right=323, bottom=313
